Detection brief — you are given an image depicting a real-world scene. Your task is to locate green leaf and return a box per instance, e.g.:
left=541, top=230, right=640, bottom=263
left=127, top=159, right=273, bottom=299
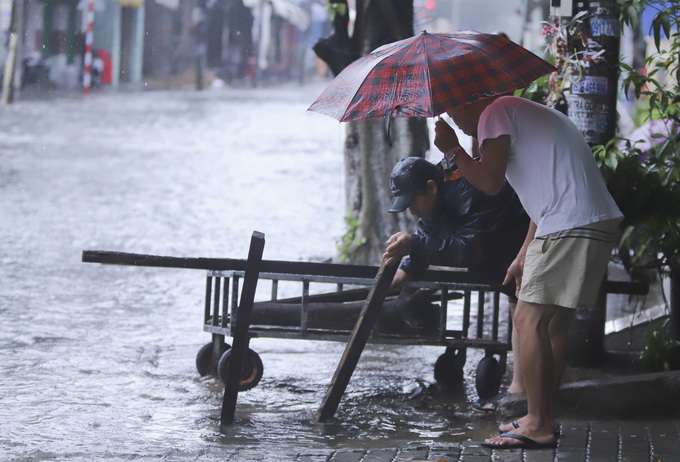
left=626, top=6, right=640, bottom=29
left=324, top=1, right=347, bottom=21
left=662, top=12, right=672, bottom=41
left=651, top=11, right=673, bottom=51
left=607, top=152, right=619, bottom=170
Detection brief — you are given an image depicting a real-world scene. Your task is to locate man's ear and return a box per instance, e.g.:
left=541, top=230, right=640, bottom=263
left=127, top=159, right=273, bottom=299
left=426, top=179, right=438, bottom=196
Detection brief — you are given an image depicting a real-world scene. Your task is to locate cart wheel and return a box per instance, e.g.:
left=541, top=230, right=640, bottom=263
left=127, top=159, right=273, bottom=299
left=196, top=342, right=230, bottom=377
left=217, top=348, right=264, bottom=391
left=434, top=347, right=466, bottom=387
left=475, top=354, right=501, bottom=400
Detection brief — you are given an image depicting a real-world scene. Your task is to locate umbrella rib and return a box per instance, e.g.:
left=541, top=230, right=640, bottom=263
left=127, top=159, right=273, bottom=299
left=421, top=49, right=435, bottom=118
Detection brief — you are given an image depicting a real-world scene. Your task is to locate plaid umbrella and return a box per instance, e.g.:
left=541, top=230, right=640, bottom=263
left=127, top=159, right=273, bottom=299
left=308, top=30, right=556, bottom=122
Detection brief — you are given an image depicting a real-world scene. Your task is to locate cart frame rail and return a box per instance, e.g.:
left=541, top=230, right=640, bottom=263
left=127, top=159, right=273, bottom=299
left=203, top=268, right=510, bottom=350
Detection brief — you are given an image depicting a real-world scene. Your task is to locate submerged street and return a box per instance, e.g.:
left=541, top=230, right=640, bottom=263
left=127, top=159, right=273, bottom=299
left=4, top=82, right=678, bottom=462
left=1, top=83, right=502, bottom=461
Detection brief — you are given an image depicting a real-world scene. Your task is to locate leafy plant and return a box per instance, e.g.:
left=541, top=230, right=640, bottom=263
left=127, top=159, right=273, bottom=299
left=324, top=1, right=348, bottom=21
left=526, top=2, right=680, bottom=276
left=590, top=0, right=680, bottom=273
left=336, top=210, right=366, bottom=263
left=539, top=10, right=599, bottom=108
left=596, top=1, right=680, bottom=359
left=641, top=318, right=680, bottom=371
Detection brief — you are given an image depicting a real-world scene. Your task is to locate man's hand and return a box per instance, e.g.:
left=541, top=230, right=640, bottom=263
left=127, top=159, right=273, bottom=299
left=503, top=253, right=526, bottom=298
left=434, top=118, right=461, bottom=154
left=504, top=222, right=535, bottom=298
left=383, top=232, right=412, bottom=267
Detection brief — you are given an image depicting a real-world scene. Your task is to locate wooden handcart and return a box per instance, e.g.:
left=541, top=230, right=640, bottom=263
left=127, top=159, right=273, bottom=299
left=82, top=232, right=513, bottom=423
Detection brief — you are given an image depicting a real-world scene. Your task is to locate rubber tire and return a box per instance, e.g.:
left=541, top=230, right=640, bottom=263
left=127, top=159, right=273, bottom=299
left=196, top=342, right=215, bottom=376
left=196, top=342, right=230, bottom=377
left=475, top=355, right=500, bottom=400
left=217, top=348, right=264, bottom=391
left=434, top=348, right=466, bottom=388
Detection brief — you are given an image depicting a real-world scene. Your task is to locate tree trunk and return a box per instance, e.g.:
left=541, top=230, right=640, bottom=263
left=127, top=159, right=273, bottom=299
left=345, top=117, right=429, bottom=265
left=315, top=0, right=429, bottom=265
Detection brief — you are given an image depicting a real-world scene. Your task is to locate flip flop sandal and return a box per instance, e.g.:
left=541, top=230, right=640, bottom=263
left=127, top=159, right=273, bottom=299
left=482, top=433, right=557, bottom=450
left=498, top=420, right=521, bottom=434
left=499, top=420, right=561, bottom=438
left=471, top=390, right=511, bottom=412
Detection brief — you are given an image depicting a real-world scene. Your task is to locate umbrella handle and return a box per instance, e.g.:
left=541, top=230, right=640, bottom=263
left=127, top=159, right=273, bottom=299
left=385, top=117, right=393, bottom=147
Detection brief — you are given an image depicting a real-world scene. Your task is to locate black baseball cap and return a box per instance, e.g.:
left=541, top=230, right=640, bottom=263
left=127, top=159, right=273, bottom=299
left=388, top=157, right=440, bottom=213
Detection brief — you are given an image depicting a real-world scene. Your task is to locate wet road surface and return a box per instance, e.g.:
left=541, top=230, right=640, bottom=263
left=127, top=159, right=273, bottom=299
left=4, top=83, right=670, bottom=462
left=1, top=83, right=503, bottom=461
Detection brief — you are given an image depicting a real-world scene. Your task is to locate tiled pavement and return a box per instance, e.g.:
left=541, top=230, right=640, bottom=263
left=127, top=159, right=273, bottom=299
left=225, top=418, right=680, bottom=461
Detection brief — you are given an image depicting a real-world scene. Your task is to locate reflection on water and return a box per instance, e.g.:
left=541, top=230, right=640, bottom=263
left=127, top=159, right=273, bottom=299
left=0, top=84, right=502, bottom=460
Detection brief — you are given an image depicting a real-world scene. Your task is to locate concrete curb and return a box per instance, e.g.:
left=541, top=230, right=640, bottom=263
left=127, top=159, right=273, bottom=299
left=497, top=370, right=680, bottom=420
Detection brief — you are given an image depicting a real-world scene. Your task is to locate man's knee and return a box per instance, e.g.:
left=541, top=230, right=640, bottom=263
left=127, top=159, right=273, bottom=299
left=513, top=301, right=557, bottom=333
left=548, top=308, right=573, bottom=335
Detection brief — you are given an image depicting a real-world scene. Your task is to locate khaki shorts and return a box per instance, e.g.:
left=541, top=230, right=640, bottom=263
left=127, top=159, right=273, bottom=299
left=519, top=219, right=621, bottom=309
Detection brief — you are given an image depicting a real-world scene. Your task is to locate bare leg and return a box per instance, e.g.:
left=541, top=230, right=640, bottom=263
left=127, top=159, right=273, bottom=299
left=473, top=302, right=523, bottom=412
left=549, top=308, right=572, bottom=390
left=506, top=302, right=525, bottom=395
left=485, top=300, right=561, bottom=446
left=511, top=307, right=572, bottom=393
left=499, top=306, right=572, bottom=433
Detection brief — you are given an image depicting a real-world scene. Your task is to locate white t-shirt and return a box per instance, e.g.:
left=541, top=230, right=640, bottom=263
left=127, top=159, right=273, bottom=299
left=478, top=96, right=622, bottom=237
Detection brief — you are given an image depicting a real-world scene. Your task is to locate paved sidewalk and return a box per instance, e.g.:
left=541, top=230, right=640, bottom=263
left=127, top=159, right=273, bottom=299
left=215, top=370, right=680, bottom=461
left=223, top=417, right=680, bottom=461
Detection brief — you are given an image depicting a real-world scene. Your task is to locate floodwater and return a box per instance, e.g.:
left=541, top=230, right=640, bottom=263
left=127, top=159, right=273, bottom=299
left=0, top=82, right=503, bottom=461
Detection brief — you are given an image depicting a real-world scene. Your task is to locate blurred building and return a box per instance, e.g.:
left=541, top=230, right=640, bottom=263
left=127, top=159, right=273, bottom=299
left=414, top=0, right=549, bottom=51
left=1, top=0, right=325, bottom=95
left=2, top=0, right=145, bottom=91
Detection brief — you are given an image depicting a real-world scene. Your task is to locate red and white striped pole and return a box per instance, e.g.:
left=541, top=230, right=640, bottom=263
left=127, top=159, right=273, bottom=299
left=83, top=0, right=95, bottom=95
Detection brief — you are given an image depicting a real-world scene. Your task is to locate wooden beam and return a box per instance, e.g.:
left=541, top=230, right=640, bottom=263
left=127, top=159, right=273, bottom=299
left=220, top=231, right=265, bottom=426
left=82, top=249, right=378, bottom=279
left=81, top=249, right=499, bottom=286
left=314, top=259, right=398, bottom=422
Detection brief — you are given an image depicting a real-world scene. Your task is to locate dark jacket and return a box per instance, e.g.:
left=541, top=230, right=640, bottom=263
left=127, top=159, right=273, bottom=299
left=400, top=164, right=529, bottom=289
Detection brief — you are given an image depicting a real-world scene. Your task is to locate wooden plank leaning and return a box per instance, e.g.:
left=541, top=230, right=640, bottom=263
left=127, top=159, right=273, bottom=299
left=220, top=231, right=265, bottom=426
left=314, top=259, right=399, bottom=423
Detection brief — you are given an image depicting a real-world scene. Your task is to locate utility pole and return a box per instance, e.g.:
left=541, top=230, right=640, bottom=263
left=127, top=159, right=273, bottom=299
left=673, top=269, right=680, bottom=341
left=1, top=33, right=17, bottom=104
left=1, top=0, right=21, bottom=104
left=83, top=0, right=94, bottom=95
left=565, top=0, right=621, bottom=365
left=567, top=0, right=620, bottom=145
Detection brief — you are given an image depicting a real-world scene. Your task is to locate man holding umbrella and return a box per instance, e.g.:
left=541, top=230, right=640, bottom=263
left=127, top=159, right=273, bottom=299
left=434, top=95, right=622, bottom=449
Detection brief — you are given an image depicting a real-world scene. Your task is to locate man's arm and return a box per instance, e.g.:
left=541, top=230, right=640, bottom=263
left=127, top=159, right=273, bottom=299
left=390, top=268, right=410, bottom=289
left=434, top=119, right=510, bottom=195
left=411, top=219, right=478, bottom=268
left=385, top=219, right=484, bottom=279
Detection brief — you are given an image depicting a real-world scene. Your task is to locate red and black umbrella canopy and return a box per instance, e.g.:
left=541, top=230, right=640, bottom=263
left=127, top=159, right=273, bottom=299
left=308, top=30, right=556, bottom=122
